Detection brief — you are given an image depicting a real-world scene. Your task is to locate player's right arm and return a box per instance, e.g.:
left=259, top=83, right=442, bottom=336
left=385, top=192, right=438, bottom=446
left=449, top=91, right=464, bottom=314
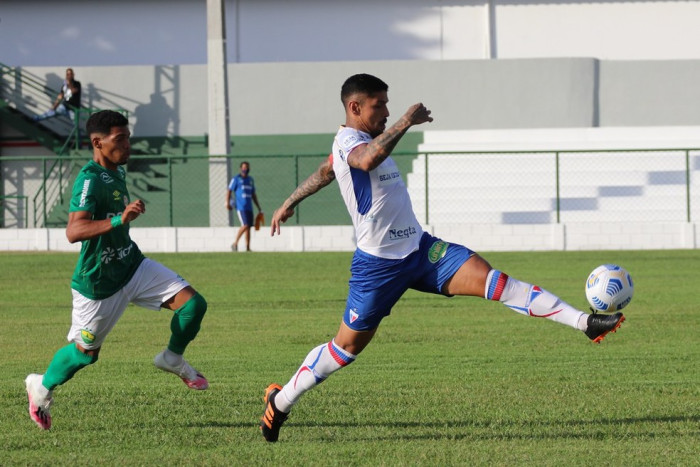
left=271, top=155, right=335, bottom=236
left=348, top=103, right=433, bottom=172
left=66, top=200, right=145, bottom=243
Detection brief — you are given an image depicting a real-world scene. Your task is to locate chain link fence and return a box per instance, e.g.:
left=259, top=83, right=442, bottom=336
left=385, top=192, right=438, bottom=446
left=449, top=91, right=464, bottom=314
left=1, top=149, right=698, bottom=229
left=409, top=149, right=699, bottom=225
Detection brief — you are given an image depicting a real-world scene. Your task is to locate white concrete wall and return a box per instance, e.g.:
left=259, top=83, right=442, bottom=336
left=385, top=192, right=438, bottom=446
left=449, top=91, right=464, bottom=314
left=8, top=58, right=700, bottom=138
left=6, top=59, right=601, bottom=138
left=3, top=1, right=700, bottom=66
left=0, top=223, right=696, bottom=253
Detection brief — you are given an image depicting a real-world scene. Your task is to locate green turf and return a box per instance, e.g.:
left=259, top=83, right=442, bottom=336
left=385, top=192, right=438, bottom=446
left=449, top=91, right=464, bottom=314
left=1, top=250, right=698, bottom=465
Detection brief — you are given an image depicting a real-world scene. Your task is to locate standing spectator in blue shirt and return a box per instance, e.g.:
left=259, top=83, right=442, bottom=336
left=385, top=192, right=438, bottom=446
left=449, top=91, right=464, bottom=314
left=227, top=161, right=262, bottom=251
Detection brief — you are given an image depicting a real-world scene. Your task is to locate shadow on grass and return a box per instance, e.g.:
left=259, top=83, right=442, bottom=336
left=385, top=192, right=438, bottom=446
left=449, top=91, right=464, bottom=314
left=190, top=414, right=699, bottom=441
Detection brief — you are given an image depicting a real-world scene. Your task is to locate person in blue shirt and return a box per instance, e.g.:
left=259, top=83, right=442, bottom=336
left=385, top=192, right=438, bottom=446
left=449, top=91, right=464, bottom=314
left=227, top=161, right=262, bottom=251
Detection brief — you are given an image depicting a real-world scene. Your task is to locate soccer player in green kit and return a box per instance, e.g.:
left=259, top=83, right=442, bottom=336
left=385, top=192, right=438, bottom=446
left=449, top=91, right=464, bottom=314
left=25, top=110, right=209, bottom=430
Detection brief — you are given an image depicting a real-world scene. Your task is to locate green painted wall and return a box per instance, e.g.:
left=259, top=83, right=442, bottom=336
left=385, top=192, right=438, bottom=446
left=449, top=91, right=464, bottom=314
left=45, top=132, right=424, bottom=227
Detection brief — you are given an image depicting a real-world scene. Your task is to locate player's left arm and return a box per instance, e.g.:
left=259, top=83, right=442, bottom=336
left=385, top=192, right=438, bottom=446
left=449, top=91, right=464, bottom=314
left=252, top=192, right=262, bottom=212
left=66, top=200, right=145, bottom=243
left=271, top=155, right=335, bottom=236
left=251, top=178, right=262, bottom=211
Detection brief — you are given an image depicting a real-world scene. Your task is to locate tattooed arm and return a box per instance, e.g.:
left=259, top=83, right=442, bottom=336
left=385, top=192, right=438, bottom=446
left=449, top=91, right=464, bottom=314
left=271, top=156, right=336, bottom=236
left=347, top=103, right=433, bottom=172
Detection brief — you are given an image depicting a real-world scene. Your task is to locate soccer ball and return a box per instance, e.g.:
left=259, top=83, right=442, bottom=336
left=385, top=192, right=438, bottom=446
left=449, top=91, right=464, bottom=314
left=585, top=264, right=634, bottom=312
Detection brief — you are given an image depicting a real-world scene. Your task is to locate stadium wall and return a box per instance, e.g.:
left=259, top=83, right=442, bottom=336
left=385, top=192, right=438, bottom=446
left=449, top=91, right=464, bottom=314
left=3, top=125, right=697, bottom=252
left=9, top=58, right=700, bottom=139
left=0, top=222, right=696, bottom=253
left=3, top=0, right=700, bottom=66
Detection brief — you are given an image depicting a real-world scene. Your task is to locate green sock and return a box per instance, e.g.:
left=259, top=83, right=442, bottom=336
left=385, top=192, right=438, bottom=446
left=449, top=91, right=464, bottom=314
left=168, top=293, right=208, bottom=355
left=42, top=343, right=98, bottom=391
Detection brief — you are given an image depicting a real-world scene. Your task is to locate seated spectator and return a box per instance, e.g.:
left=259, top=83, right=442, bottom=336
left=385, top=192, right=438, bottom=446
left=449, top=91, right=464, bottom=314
left=34, top=68, right=81, bottom=122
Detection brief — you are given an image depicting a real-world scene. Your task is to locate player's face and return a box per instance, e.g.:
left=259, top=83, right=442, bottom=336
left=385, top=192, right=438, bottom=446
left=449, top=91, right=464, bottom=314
left=357, top=91, right=390, bottom=137
left=94, top=126, right=131, bottom=170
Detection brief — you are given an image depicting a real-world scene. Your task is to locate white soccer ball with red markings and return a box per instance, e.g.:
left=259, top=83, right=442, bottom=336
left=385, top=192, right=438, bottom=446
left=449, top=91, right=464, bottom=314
left=585, top=264, right=634, bottom=313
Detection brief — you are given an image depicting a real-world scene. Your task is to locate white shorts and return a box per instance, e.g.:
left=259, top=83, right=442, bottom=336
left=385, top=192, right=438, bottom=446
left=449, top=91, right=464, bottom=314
left=67, top=258, right=190, bottom=349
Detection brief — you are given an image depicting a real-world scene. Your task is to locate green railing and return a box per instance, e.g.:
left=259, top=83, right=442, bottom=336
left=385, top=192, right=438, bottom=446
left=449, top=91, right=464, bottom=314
left=30, top=107, right=130, bottom=228
left=0, top=195, right=28, bottom=228
left=1, top=62, right=129, bottom=152
left=1, top=148, right=697, bottom=229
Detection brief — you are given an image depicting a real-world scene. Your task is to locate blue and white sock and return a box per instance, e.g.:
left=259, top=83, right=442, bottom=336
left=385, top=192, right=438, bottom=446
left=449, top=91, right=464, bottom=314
left=485, top=269, right=587, bottom=330
left=275, top=340, right=356, bottom=413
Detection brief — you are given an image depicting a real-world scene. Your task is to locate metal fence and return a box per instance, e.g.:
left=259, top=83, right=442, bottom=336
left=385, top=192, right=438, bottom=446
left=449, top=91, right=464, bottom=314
left=1, top=148, right=698, bottom=228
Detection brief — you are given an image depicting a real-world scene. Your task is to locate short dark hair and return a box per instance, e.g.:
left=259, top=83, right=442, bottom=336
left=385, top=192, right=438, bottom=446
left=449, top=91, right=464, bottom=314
left=86, top=110, right=128, bottom=136
left=240, top=161, right=250, bottom=168
left=341, top=74, right=388, bottom=105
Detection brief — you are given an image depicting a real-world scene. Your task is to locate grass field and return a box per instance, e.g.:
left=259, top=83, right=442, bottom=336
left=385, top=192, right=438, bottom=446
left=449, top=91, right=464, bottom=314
left=1, top=249, right=698, bottom=465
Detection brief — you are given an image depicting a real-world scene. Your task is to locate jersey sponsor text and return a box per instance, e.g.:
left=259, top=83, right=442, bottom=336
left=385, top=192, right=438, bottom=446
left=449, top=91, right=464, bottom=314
left=389, top=226, right=417, bottom=240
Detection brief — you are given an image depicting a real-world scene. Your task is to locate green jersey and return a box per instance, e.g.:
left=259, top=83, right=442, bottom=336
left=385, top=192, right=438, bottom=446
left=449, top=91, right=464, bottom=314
left=69, top=160, right=144, bottom=299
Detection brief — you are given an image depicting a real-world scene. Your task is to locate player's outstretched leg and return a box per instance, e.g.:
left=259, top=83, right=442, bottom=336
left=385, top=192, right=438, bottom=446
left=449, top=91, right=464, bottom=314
left=584, top=312, right=625, bottom=343
left=25, top=374, right=53, bottom=430
left=260, top=383, right=288, bottom=442
left=485, top=270, right=625, bottom=342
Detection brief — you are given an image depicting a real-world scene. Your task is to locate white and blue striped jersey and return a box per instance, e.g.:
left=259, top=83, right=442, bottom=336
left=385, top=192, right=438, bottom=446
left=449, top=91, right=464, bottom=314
left=332, top=126, right=423, bottom=259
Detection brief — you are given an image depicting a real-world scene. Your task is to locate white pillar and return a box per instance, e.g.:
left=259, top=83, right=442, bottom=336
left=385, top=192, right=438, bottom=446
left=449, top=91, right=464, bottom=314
left=485, top=0, right=497, bottom=59
left=207, top=0, right=231, bottom=227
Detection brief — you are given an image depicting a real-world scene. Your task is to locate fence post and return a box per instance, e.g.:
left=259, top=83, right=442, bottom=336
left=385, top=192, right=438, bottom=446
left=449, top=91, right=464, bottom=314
left=169, top=157, right=174, bottom=227
left=58, top=159, right=63, bottom=205
left=686, top=150, right=691, bottom=222
left=424, top=153, right=429, bottom=225
left=294, top=155, right=300, bottom=225
left=42, top=158, right=47, bottom=227
left=555, top=151, right=561, bottom=224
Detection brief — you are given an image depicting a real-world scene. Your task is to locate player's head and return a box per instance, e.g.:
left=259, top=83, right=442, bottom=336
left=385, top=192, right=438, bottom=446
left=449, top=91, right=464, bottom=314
left=341, top=74, right=388, bottom=106
left=86, top=110, right=128, bottom=138
left=240, top=161, right=250, bottom=176
left=86, top=110, right=131, bottom=167
left=65, top=68, right=75, bottom=81
left=341, top=74, right=390, bottom=137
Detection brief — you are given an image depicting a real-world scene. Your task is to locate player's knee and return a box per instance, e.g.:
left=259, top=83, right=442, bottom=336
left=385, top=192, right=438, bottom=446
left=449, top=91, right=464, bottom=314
left=191, top=292, right=208, bottom=318
left=182, top=292, right=208, bottom=334
left=171, top=292, right=206, bottom=327
left=75, top=343, right=100, bottom=365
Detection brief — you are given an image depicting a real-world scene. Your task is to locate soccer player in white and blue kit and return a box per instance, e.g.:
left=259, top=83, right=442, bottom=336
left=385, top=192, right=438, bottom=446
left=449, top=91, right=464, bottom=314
left=260, top=74, right=625, bottom=442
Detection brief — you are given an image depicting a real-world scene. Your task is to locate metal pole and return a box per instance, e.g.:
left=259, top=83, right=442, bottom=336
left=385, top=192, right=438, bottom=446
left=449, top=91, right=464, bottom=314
left=555, top=152, right=561, bottom=224
left=42, top=158, right=47, bottom=227
left=169, top=157, right=174, bottom=226
left=58, top=159, right=63, bottom=205
left=485, top=0, right=497, bottom=59
left=295, top=155, right=300, bottom=225
left=424, top=153, right=429, bottom=225
left=686, top=150, right=691, bottom=222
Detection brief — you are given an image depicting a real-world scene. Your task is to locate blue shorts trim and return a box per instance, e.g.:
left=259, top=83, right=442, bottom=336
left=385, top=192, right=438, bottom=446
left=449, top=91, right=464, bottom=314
left=343, top=232, right=474, bottom=331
